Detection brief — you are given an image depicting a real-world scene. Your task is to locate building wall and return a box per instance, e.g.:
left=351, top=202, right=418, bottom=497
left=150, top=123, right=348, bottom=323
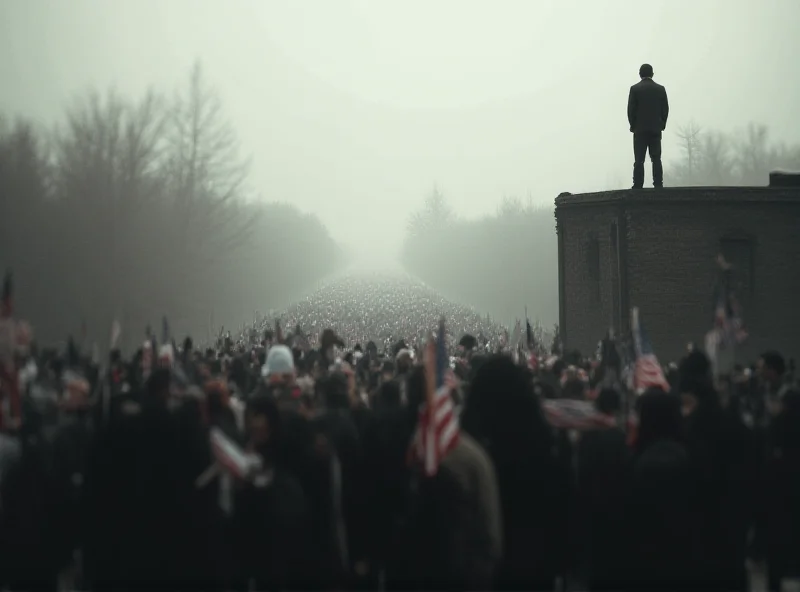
left=625, top=195, right=800, bottom=362
left=557, top=188, right=800, bottom=363
left=557, top=203, right=620, bottom=356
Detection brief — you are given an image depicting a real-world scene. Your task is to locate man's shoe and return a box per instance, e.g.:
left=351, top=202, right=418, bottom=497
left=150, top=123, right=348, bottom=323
left=631, top=185, right=644, bottom=189
left=654, top=184, right=664, bottom=188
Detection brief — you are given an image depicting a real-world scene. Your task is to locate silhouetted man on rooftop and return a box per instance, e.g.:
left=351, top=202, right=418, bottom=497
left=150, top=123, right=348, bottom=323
left=628, top=63, right=669, bottom=188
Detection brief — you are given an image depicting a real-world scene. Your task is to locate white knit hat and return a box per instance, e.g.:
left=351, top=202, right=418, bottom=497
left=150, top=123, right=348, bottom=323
left=262, top=344, right=295, bottom=377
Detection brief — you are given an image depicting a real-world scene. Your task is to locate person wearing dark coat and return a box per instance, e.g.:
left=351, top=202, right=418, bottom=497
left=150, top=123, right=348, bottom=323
left=680, top=351, right=753, bottom=592
left=576, top=388, right=631, bottom=591
left=314, top=372, right=370, bottom=588
left=462, top=354, right=565, bottom=591
left=388, top=364, right=503, bottom=592
left=624, top=389, right=694, bottom=591
left=765, top=389, right=800, bottom=590
left=232, top=394, right=311, bottom=591
left=627, top=63, right=669, bottom=188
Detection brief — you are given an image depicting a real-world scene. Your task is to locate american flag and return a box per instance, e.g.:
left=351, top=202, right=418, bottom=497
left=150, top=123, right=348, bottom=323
left=712, top=268, right=747, bottom=348
left=158, top=316, right=175, bottom=367
left=630, top=307, right=669, bottom=393
left=141, top=339, right=154, bottom=379
left=626, top=410, right=640, bottom=448
left=414, top=317, right=459, bottom=476
left=210, top=427, right=263, bottom=480
left=559, top=365, right=589, bottom=387
left=543, top=398, right=617, bottom=430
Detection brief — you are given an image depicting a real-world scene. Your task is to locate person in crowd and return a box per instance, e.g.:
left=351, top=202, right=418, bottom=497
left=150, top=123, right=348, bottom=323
left=2, top=286, right=797, bottom=592
left=462, top=354, right=563, bottom=591
left=233, top=393, right=311, bottom=591
left=765, top=389, right=800, bottom=590
left=679, top=350, right=753, bottom=591
left=576, top=388, right=630, bottom=591
left=262, top=344, right=297, bottom=387
left=625, top=389, right=693, bottom=590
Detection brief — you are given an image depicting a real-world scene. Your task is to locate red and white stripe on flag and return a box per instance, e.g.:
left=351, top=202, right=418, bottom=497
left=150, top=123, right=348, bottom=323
left=444, top=368, right=458, bottom=392
left=634, top=354, right=669, bottom=393
left=141, top=341, right=153, bottom=376
left=415, top=384, right=459, bottom=477
left=543, top=399, right=617, bottom=431
left=210, top=427, right=262, bottom=480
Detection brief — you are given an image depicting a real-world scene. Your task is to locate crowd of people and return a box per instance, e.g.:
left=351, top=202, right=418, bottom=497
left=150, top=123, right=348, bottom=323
left=0, top=272, right=798, bottom=592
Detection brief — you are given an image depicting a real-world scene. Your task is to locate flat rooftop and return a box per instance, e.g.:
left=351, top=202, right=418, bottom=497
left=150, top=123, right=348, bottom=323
left=555, top=185, right=800, bottom=209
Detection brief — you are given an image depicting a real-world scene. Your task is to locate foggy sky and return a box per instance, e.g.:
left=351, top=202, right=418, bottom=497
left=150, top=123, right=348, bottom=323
left=2, top=0, right=799, bottom=258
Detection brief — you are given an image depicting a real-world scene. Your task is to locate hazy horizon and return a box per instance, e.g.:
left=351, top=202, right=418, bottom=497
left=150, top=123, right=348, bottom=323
left=3, top=0, right=800, bottom=259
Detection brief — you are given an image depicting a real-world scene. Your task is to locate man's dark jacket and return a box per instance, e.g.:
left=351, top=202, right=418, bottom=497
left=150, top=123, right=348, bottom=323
left=627, top=78, right=669, bottom=134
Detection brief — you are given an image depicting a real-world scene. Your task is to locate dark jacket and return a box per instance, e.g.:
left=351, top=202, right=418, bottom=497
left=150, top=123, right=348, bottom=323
left=624, top=439, right=694, bottom=591
left=388, top=433, right=503, bottom=591
left=627, top=78, right=669, bottom=134
left=576, top=426, right=631, bottom=590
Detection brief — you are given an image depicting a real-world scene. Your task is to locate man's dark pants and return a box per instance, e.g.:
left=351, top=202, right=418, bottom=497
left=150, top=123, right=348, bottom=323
left=632, top=131, right=663, bottom=188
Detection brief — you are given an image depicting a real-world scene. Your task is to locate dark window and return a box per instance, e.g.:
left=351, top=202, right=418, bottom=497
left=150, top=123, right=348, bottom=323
left=719, top=236, right=754, bottom=314
left=610, top=223, right=620, bottom=331
left=587, top=235, right=601, bottom=302
left=587, top=236, right=600, bottom=280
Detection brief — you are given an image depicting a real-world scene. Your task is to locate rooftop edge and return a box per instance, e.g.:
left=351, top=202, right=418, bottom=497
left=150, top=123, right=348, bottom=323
left=554, top=185, right=800, bottom=208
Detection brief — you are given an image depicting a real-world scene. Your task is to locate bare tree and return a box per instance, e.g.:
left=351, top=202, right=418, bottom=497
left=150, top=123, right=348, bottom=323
left=668, top=120, right=800, bottom=188
left=51, top=89, right=175, bottom=342
left=770, top=143, right=800, bottom=172
left=166, top=60, right=254, bottom=262
left=0, top=117, right=51, bottom=279
left=406, top=184, right=454, bottom=238
left=698, top=131, right=733, bottom=186
left=0, top=64, right=345, bottom=348
left=401, top=190, right=559, bottom=327
left=732, top=123, right=770, bottom=185
left=673, top=121, right=703, bottom=185
left=497, top=195, right=525, bottom=218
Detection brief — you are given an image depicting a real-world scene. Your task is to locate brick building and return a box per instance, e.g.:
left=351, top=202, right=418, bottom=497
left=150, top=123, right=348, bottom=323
left=554, top=179, right=800, bottom=364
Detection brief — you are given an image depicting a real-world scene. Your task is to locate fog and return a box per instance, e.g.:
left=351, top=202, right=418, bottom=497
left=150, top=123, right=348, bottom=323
left=2, top=0, right=800, bottom=339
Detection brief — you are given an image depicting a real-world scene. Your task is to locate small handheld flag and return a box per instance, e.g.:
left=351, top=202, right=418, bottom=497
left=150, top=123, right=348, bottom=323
left=413, top=317, right=459, bottom=476
left=630, top=307, right=669, bottom=393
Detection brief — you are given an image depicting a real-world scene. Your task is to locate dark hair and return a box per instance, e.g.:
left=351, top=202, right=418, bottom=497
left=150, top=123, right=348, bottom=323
left=318, top=372, right=350, bottom=410
left=760, top=350, right=786, bottom=377
left=636, top=390, right=683, bottom=454
left=595, top=388, right=622, bottom=415
left=462, top=354, right=553, bottom=462
left=561, top=378, right=586, bottom=400
left=246, top=393, right=284, bottom=455
left=678, top=350, right=712, bottom=395
left=639, top=63, right=654, bottom=78
left=773, top=389, right=800, bottom=451
left=405, top=364, right=427, bottom=412
left=551, top=359, right=566, bottom=379
left=375, top=380, right=402, bottom=411
left=146, top=367, right=171, bottom=398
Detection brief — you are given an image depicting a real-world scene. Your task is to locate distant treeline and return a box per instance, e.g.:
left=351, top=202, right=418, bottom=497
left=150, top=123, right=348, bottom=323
left=402, top=187, right=558, bottom=328
left=668, top=121, right=800, bottom=186
left=0, top=62, right=343, bottom=350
